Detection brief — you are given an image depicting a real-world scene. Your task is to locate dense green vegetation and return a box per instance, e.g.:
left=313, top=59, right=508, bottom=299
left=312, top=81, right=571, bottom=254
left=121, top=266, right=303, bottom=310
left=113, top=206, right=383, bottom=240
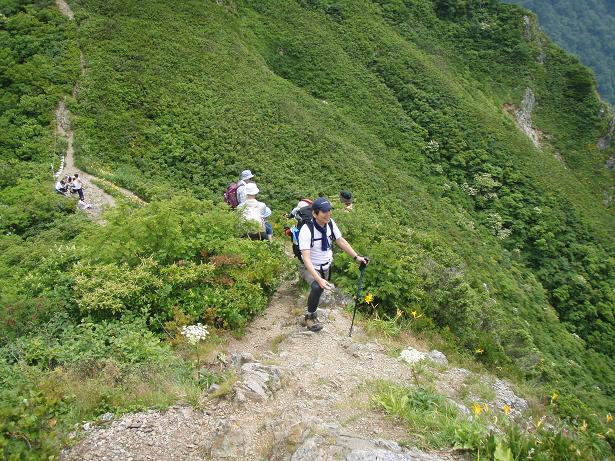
left=506, top=0, right=615, bottom=106
left=1, top=0, right=614, bottom=459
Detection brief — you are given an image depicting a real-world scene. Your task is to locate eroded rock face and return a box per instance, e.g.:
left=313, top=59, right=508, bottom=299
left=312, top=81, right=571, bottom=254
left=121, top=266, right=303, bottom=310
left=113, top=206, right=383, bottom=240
left=516, top=88, right=541, bottom=148
left=598, top=114, right=615, bottom=151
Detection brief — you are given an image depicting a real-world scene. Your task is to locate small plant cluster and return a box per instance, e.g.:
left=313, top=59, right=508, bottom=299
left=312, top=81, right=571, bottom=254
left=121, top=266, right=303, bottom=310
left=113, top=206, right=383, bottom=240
left=372, top=381, right=615, bottom=461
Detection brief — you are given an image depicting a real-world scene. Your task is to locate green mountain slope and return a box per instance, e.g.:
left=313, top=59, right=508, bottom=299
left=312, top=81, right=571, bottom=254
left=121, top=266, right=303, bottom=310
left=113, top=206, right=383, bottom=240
left=506, top=0, right=615, bottom=106
left=71, top=0, right=615, bottom=350
left=2, top=0, right=615, bottom=458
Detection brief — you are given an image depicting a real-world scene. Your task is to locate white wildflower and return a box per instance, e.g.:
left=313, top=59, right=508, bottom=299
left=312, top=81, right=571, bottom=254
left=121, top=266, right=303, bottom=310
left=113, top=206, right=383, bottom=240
left=497, top=227, right=512, bottom=240
left=533, top=206, right=542, bottom=214
left=461, top=182, right=478, bottom=196
left=427, top=139, right=440, bottom=152
left=181, top=323, right=209, bottom=345
left=473, top=172, right=500, bottom=190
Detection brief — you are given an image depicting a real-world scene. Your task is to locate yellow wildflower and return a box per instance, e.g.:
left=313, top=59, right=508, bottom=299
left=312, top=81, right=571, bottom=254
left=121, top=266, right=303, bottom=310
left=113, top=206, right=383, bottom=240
left=475, top=347, right=484, bottom=354
left=503, top=404, right=511, bottom=416
left=364, top=293, right=374, bottom=304
left=607, top=413, right=613, bottom=423
left=550, top=392, right=558, bottom=404
left=394, top=308, right=403, bottom=321
left=535, top=417, right=544, bottom=429
left=471, top=403, right=482, bottom=416
left=410, top=310, right=423, bottom=319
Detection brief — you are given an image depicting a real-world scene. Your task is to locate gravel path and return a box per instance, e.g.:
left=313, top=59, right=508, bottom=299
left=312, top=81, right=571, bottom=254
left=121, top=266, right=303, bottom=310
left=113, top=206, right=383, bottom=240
left=60, top=278, right=470, bottom=461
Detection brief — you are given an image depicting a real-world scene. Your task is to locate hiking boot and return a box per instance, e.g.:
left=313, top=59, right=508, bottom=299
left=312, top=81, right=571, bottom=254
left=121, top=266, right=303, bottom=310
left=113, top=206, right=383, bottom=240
left=303, top=313, right=323, bottom=332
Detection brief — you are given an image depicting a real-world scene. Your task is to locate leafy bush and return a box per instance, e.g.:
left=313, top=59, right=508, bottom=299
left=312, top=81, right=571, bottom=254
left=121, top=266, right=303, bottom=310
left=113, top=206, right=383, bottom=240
left=0, top=317, right=190, bottom=461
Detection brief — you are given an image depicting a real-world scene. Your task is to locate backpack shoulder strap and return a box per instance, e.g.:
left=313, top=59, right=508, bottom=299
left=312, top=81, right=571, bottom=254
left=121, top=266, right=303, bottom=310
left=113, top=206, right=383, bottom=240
left=305, top=220, right=315, bottom=248
left=328, top=221, right=336, bottom=241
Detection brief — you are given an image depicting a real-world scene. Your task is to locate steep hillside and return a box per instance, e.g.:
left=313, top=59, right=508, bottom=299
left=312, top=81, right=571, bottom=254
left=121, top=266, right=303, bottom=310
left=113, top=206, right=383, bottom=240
left=70, top=0, right=615, bottom=374
left=507, top=0, right=615, bottom=106
left=1, top=0, right=614, bottom=459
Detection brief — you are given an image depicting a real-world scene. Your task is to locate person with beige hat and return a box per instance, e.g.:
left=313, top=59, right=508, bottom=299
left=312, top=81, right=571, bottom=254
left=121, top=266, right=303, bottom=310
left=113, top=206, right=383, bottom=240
left=237, top=182, right=268, bottom=240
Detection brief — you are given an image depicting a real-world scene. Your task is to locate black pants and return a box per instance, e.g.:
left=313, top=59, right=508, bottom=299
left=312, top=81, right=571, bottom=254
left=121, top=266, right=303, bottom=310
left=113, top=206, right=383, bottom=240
left=302, top=265, right=331, bottom=314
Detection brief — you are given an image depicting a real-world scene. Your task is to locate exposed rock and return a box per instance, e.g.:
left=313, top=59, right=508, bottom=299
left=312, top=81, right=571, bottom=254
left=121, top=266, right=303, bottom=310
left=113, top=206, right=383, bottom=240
left=290, top=423, right=447, bottom=461
left=266, top=414, right=317, bottom=460
left=234, top=361, right=283, bottom=403
left=399, top=347, right=448, bottom=366
left=400, top=348, right=426, bottom=364
left=522, top=15, right=532, bottom=41
left=209, top=418, right=248, bottom=460
left=427, top=350, right=448, bottom=366
left=492, top=379, right=528, bottom=418
left=554, top=151, right=567, bottom=167
left=515, top=88, right=541, bottom=148
left=598, top=114, right=615, bottom=151
left=318, top=287, right=354, bottom=309
left=230, top=351, right=256, bottom=368
left=537, top=50, right=546, bottom=65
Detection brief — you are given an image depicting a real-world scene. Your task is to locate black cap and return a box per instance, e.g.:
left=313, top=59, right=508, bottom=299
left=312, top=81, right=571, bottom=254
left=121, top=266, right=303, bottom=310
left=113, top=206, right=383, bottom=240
left=340, top=190, right=352, bottom=201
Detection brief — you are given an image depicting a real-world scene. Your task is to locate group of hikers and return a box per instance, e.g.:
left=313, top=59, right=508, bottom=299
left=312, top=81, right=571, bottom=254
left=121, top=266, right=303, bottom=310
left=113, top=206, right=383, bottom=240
left=55, top=173, right=91, bottom=209
left=225, top=170, right=367, bottom=332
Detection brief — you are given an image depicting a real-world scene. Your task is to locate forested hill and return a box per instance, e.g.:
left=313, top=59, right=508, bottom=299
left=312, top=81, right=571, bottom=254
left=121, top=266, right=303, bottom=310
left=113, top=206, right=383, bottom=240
left=506, top=0, right=615, bottom=106
left=1, top=0, right=615, bottom=458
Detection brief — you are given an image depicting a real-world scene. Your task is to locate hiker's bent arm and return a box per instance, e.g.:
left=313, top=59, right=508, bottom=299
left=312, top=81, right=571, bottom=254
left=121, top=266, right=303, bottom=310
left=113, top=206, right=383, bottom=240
left=335, top=237, right=368, bottom=265
left=301, top=249, right=331, bottom=289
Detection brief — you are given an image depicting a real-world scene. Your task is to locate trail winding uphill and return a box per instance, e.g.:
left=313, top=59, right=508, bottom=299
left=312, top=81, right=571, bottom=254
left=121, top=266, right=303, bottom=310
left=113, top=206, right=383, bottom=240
left=54, top=0, right=145, bottom=223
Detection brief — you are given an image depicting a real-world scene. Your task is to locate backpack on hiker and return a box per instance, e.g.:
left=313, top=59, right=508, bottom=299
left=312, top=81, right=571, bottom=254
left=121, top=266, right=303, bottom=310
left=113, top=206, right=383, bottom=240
left=224, top=182, right=240, bottom=208
left=287, top=201, right=336, bottom=263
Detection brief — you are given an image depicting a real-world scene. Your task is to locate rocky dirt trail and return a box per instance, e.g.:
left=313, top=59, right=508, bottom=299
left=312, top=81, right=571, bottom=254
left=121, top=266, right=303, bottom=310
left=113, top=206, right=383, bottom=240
left=59, top=273, right=530, bottom=460
left=54, top=0, right=145, bottom=223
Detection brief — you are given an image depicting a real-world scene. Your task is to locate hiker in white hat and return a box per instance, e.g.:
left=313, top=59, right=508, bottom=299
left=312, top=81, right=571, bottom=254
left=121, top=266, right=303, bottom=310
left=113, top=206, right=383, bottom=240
left=237, top=182, right=269, bottom=240
left=236, top=169, right=255, bottom=206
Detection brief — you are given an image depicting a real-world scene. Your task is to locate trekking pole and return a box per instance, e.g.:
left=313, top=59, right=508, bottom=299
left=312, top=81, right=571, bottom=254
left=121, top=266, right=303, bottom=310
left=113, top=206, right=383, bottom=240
left=349, top=258, right=369, bottom=337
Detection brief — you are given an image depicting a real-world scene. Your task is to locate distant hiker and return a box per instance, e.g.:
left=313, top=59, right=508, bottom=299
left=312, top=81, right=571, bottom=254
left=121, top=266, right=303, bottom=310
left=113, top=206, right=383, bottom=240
left=71, top=173, right=84, bottom=201
left=263, top=206, right=273, bottom=241
left=299, top=197, right=368, bottom=332
left=237, top=182, right=268, bottom=240
left=224, top=169, right=254, bottom=208
left=236, top=170, right=255, bottom=205
left=339, top=190, right=353, bottom=212
left=55, top=179, right=68, bottom=195
left=286, top=197, right=312, bottom=219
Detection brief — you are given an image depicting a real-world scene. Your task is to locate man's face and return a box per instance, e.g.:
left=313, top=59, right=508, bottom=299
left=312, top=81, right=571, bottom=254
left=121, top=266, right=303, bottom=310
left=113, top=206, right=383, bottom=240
left=313, top=209, right=331, bottom=225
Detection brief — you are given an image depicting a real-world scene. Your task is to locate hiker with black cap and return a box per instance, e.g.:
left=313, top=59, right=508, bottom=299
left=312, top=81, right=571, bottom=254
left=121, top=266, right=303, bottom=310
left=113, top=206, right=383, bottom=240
left=339, top=190, right=353, bottom=212
left=299, top=197, right=368, bottom=331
